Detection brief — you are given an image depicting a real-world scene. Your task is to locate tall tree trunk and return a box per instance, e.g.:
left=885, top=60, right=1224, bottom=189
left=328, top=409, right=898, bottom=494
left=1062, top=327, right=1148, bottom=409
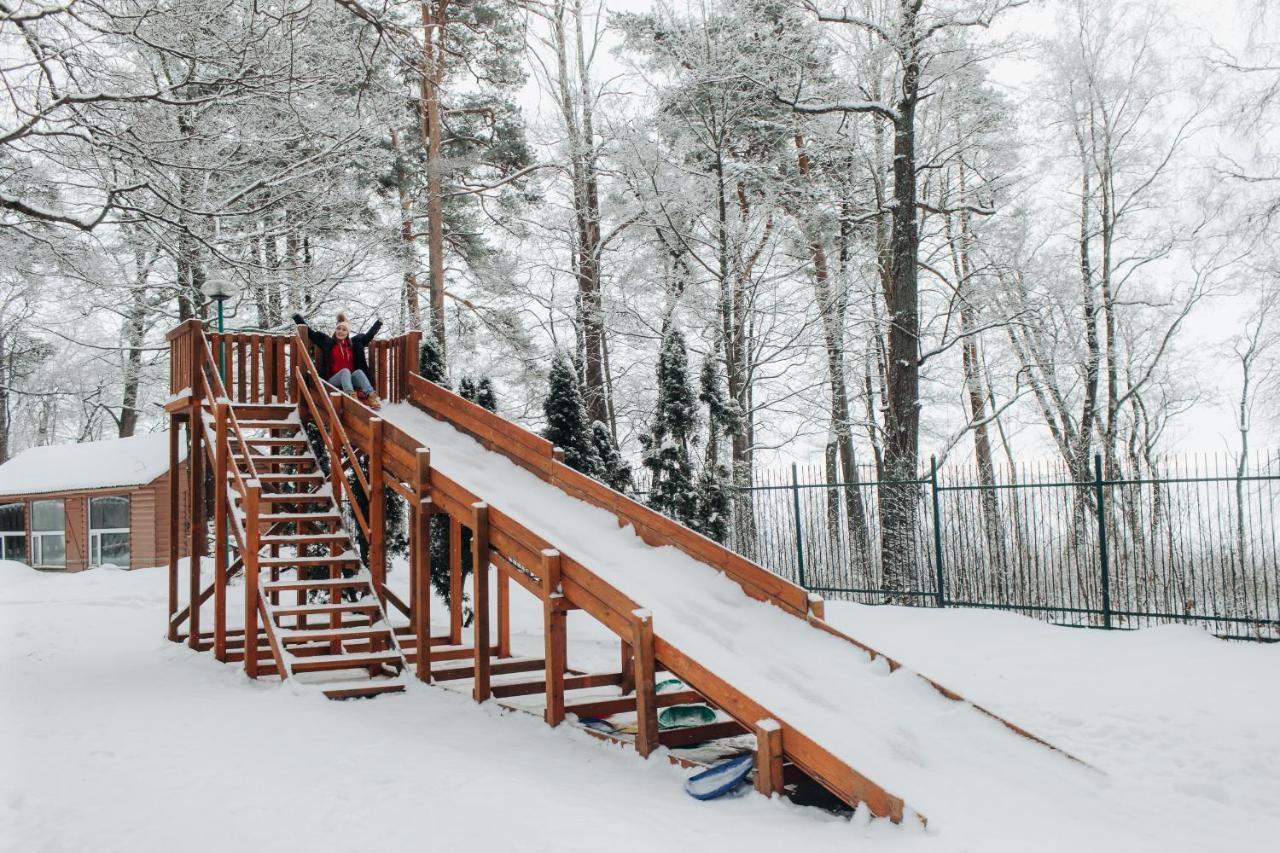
left=944, top=165, right=1002, bottom=576
left=119, top=239, right=153, bottom=438
left=390, top=127, right=423, bottom=330
left=794, top=131, right=870, bottom=561
left=551, top=0, right=610, bottom=429
left=879, top=7, right=922, bottom=597
left=420, top=1, right=448, bottom=358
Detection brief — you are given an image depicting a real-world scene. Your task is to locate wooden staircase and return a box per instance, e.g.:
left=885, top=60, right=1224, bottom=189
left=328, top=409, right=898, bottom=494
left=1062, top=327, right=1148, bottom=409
left=172, top=327, right=409, bottom=699
left=223, top=403, right=407, bottom=699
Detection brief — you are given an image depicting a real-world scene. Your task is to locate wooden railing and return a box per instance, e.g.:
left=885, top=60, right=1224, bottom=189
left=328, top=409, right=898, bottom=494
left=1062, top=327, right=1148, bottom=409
left=166, top=319, right=422, bottom=407
left=292, top=326, right=372, bottom=540
left=328, top=390, right=910, bottom=820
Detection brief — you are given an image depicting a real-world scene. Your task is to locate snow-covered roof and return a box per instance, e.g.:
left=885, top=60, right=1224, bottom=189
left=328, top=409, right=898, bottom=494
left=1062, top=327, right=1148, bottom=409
left=0, top=433, right=183, bottom=498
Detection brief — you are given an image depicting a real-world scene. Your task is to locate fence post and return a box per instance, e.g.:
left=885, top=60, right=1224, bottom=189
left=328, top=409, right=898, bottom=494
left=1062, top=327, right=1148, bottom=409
left=931, top=456, right=946, bottom=609
left=790, top=462, right=806, bottom=589
left=1094, top=453, right=1113, bottom=629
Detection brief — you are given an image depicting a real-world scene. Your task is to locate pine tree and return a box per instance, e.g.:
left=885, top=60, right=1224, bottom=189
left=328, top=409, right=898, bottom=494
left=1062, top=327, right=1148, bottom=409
left=695, top=355, right=736, bottom=543
left=641, top=329, right=698, bottom=527
left=591, top=421, right=633, bottom=492
left=473, top=377, right=497, bottom=412
left=542, top=351, right=601, bottom=475
left=419, top=334, right=449, bottom=388
left=457, top=376, right=497, bottom=413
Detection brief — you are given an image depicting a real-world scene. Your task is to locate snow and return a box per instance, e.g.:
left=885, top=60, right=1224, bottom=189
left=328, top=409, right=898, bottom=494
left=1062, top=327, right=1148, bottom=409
left=0, top=432, right=183, bottom=498
left=2, top=558, right=1277, bottom=851
left=376, top=402, right=1280, bottom=851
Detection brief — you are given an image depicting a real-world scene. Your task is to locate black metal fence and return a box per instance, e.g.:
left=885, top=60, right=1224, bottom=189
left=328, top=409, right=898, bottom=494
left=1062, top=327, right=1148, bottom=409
left=641, top=452, right=1280, bottom=640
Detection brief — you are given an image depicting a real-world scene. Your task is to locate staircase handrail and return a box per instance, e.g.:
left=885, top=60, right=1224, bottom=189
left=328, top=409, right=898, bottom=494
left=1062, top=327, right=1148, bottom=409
left=292, top=326, right=372, bottom=537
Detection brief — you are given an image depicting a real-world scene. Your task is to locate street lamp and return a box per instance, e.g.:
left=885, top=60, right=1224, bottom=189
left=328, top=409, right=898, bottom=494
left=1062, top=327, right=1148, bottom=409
left=202, top=277, right=235, bottom=381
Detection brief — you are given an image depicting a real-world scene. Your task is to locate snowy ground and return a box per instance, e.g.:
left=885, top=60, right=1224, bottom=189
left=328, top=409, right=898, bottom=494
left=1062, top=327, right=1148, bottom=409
left=2, top=559, right=1277, bottom=852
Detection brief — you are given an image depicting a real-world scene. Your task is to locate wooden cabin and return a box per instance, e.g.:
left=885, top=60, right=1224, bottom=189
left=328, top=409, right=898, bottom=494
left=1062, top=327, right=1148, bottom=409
left=0, top=433, right=188, bottom=571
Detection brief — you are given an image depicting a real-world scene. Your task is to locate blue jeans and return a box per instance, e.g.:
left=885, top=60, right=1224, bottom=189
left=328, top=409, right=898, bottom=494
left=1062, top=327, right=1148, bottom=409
left=328, top=368, right=373, bottom=394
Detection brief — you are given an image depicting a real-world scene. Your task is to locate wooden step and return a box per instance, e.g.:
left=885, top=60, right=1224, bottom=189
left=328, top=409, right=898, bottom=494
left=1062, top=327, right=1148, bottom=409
left=249, top=492, right=332, bottom=505
left=320, top=680, right=408, bottom=700
left=231, top=403, right=297, bottom=417
left=263, top=575, right=372, bottom=592
left=279, top=626, right=395, bottom=644
left=289, top=651, right=403, bottom=673
left=270, top=601, right=383, bottom=617
left=245, top=455, right=318, bottom=468
left=255, top=512, right=339, bottom=527
left=260, top=554, right=360, bottom=568
left=238, top=419, right=302, bottom=431
left=261, top=532, right=351, bottom=547
left=256, top=473, right=326, bottom=485
left=237, top=436, right=309, bottom=447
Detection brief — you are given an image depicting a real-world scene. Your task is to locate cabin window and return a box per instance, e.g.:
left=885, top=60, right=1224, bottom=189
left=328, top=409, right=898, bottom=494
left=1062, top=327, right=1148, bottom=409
left=89, top=496, right=130, bottom=568
left=31, top=500, right=65, bottom=568
left=0, top=502, right=24, bottom=561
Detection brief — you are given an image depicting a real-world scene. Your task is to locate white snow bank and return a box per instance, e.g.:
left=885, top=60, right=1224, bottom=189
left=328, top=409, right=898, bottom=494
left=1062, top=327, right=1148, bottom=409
left=380, top=402, right=1278, bottom=852
left=0, top=432, right=184, bottom=497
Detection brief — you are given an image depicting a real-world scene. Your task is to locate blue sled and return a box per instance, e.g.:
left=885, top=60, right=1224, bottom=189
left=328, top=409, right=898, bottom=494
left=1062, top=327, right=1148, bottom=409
left=684, top=753, right=754, bottom=801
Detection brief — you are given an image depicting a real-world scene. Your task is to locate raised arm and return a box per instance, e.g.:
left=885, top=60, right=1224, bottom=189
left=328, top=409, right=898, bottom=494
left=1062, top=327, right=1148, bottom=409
left=355, top=318, right=382, bottom=345
left=291, top=312, right=328, bottom=348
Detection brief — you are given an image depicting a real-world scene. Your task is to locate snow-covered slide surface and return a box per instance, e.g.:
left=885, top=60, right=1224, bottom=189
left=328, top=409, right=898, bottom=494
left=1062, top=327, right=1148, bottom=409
left=382, top=402, right=1164, bottom=849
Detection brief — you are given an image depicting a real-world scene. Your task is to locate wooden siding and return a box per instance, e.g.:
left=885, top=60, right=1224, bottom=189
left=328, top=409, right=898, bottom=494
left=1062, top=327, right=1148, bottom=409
left=2, top=456, right=188, bottom=571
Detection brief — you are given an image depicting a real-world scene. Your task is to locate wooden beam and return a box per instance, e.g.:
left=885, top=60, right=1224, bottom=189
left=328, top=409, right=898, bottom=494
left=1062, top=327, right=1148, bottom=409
left=564, top=689, right=703, bottom=720
left=497, top=558, right=511, bottom=658
left=619, top=640, right=635, bottom=696
left=491, top=672, right=621, bottom=699
left=660, top=720, right=749, bottom=749
left=631, top=609, right=658, bottom=758
left=449, top=514, right=463, bottom=644
left=369, top=418, right=386, bottom=605
left=187, top=399, right=204, bottom=651
left=213, top=402, right=229, bottom=662
left=414, top=448, right=432, bottom=682
left=243, top=481, right=261, bottom=679
left=542, top=548, right=565, bottom=727
left=754, top=719, right=784, bottom=797
left=167, top=414, right=181, bottom=642
left=471, top=502, right=491, bottom=702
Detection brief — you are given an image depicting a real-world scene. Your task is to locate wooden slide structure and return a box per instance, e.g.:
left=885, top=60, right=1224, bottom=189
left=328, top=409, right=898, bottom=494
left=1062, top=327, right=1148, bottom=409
left=164, top=320, right=1078, bottom=821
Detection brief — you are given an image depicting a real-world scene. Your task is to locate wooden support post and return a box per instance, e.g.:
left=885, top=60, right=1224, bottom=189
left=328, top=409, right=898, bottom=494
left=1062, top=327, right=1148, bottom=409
left=369, top=418, right=387, bottom=602
left=213, top=402, right=229, bottom=662
left=631, top=609, right=658, bottom=757
left=807, top=593, right=825, bottom=621
left=497, top=560, right=511, bottom=659
left=754, top=719, right=785, bottom=797
left=449, top=515, right=463, bottom=644
left=187, top=401, right=204, bottom=650
left=471, top=502, right=491, bottom=702
left=619, top=640, right=635, bottom=696
left=413, top=448, right=432, bottom=682
left=244, top=481, right=261, bottom=678
left=541, top=549, right=565, bottom=727
left=167, top=414, right=180, bottom=642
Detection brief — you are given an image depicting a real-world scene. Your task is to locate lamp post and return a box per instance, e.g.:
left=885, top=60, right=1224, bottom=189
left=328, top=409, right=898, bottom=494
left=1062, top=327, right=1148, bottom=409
left=202, top=277, right=235, bottom=382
